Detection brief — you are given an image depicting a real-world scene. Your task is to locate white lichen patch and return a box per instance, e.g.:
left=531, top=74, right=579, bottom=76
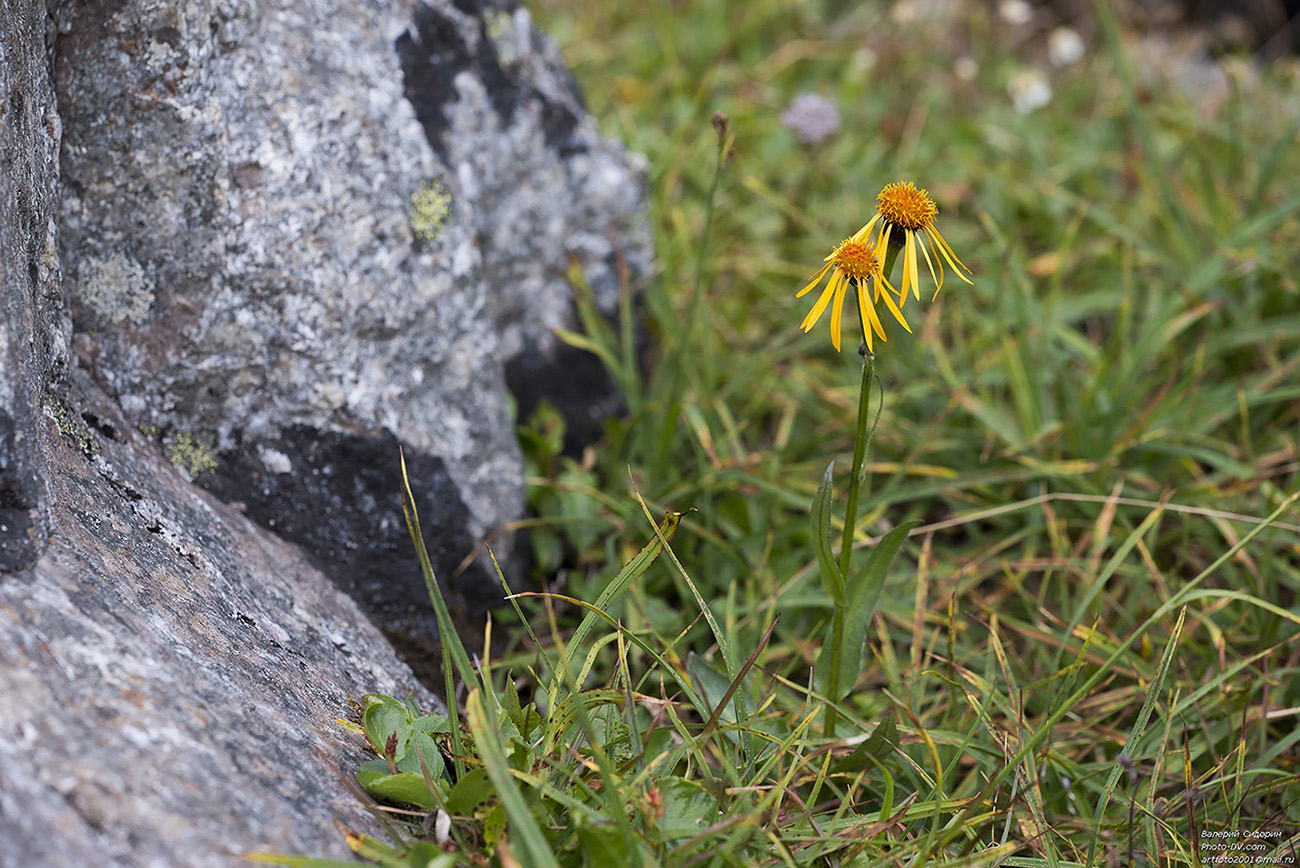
left=407, top=180, right=453, bottom=243
left=484, top=9, right=520, bottom=67
left=144, top=38, right=183, bottom=75
left=257, top=445, right=292, bottom=475
left=75, top=253, right=155, bottom=326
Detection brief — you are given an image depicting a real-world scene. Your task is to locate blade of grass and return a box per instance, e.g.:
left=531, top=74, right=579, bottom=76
left=464, top=688, right=560, bottom=868
left=400, top=449, right=478, bottom=779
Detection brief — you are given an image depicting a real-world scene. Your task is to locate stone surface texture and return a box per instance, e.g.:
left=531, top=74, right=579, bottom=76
left=0, top=0, right=650, bottom=862
left=1, top=365, right=438, bottom=867
left=0, top=0, right=68, bottom=571
left=52, top=0, right=649, bottom=653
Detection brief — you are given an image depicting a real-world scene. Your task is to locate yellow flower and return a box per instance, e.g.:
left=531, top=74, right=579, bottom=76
left=859, top=181, right=972, bottom=304
left=797, top=229, right=910, bottom=353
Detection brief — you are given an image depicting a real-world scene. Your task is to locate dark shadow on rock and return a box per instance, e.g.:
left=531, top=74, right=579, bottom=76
left=505, top=317, right=631, bottom=457
left=396, top=0, right=584, bottom=165
left=205, top=427, right=496, bottom=687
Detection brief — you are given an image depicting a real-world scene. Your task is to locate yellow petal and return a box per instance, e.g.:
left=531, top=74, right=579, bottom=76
left=918, top=234, right=942, bottom=296
left=800, top=279, right=837, bottom=331
left=928, top=227, right=974, bottom=285
left=852, top=213, right=881, bottom=243
left=877, top=279, right=912, bottom=334
left=796, top=261, right=835, bottom=298
left=856, top=279, right=887, bottom=350
left=829, top=271, right=848, bottom=351
left=906, top=231, right=921, bottom=302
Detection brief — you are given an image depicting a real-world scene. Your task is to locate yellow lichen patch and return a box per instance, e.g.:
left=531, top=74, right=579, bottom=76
left=45, top=398, right=100, bottom=457
left=166, top=432, right=218, bottom=479
left=408, top=180, right=453, bottom=243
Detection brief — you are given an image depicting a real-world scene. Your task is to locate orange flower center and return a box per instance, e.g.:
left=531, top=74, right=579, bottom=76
left=831, top=240, right=879, bottom=282
left=876, top=182, right=938, bottom=231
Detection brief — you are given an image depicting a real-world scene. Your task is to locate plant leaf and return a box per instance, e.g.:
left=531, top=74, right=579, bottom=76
left=824, top=520, right=919, bottom=701
left=361, top=693, right=413, bottom=761
left=566, top=510, right=683, bottom=657
left=355, top=768, right=440, bottom=811
left=466, top=688, right=559, bottom=867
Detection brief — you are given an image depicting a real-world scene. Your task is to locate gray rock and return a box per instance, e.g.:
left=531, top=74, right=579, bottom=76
left=52, top=0, right=649, bottom=656
left=2, top=0, right=650, bottom=862
left=397, top=1, right=651, bottom=451
left=0, top=0, right=68, bottom=571
left=0, top=365, right=439, bottom=867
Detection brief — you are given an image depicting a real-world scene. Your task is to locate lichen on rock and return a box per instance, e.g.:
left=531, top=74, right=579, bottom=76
left=72, top=252, right=156, bottom=327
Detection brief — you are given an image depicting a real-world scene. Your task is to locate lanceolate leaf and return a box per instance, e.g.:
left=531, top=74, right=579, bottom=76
left=823, top=520, right=919, bottom=701
left=567, top=510, right=684, bottom=656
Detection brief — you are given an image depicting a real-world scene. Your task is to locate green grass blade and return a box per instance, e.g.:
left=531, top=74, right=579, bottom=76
left=563, top=508, right=683, bottom=662
left=399, top=449, right=477, bottom=778
left=1084, top=606, right=1187, bottom=868
left=812, top=460, right=843, bottom=602
left=465, top=688, right=561, bottom=868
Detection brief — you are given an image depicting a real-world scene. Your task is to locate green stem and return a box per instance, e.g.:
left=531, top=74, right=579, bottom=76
left=824, top=240, right=902, bottom=739
left=836, top=351, right=876, bottom=583
left=825, top=350, right=873, bottom=738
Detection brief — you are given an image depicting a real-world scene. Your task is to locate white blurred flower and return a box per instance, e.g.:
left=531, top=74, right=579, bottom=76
left=1048, top=27, right=1085, bottom=66
left=781, top=93, right=841, bottom=145
left=954, top=56, right=979, bottom=82
left=1007, top=68, right=1052, bottom=113
left=999, top=0, right=1032, bottom=25
left=843, top=47, right=878, bottom=87
left=891, top=0, right=961, bottom=23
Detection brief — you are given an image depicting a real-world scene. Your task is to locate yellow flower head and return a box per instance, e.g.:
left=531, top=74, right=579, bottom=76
left=860, top=181, right=973, bottom=304
left=796, top=229, right=910, bottom=353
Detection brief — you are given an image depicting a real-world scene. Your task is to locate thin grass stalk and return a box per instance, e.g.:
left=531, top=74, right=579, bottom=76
left=652, top=119, right=732, bottom=473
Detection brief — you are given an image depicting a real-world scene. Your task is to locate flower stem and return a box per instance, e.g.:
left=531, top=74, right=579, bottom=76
left=823, top=241, right=902, bottom=739
left=824, top=349, right=873, bottom=738
left=837, top=352, right=875, bottom=583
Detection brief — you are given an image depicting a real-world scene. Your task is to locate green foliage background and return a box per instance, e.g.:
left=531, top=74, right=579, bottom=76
left=266, top=1, right=1300, bottom=865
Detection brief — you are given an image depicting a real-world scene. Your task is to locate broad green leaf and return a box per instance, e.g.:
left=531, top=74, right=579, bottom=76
left=355, top=768, right=440, bottom=811
left=830, top=710, right=898, bottom=774
left=575, top=817, right=637, bottom=865
left=394, top=715, right=450, bottom=781
left=405, top=844, right=454, bottom=868
left=812, top=460, right=843, bottom=603
left=445, top=768, right=496, bottom=817
left=482, top=803, right=507, bottom=854
left=502, top=675, right=541, bottom=739
left=659, top=777, right=720, bottom=841
left=818, top=520, right=918, bottom=701
left=361, top=693, right=413, bottom=761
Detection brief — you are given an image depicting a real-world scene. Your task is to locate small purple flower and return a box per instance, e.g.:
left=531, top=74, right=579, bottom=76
left=781, top=93, right=841, bottom=145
